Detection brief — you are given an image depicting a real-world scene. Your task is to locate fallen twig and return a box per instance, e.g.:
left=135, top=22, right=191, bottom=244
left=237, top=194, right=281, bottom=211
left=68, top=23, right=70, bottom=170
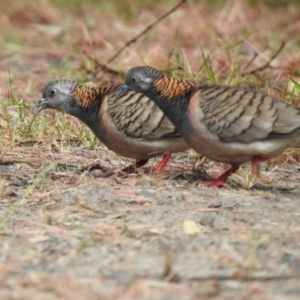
left=82, top=49, right=124, bottom=77
left=241, top=41, right=285, bottom=76
left=107, top=0, right=187, bottom=64
left=0, top=159, right=39, bottom=168
left=183, top=270, right=295, bottom=281
left=239, top=52, right=258, bottom=75
left=110, top=190, right=152, bottom=204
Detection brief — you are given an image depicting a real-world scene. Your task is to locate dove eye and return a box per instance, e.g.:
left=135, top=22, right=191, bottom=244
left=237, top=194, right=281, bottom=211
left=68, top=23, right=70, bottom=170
left=50, top=89, right=56, bottom=97
left=132, top=77, right=136, bottom=82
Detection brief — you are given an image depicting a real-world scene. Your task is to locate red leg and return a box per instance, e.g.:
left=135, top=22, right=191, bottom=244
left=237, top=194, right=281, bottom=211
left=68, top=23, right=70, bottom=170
left=251, top=155, right=271, bottom=176
left=120, top=158, right=149, bottom=174
left=102, top=159, right=149, bottom=178
left=154, top=152, right=172, bottom=174
left=194, top=165, right=240, bottom=188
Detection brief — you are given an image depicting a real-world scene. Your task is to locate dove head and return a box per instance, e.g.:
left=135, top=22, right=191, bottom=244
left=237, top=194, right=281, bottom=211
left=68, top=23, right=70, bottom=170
left=116, top=66, right=164, bottom=99
left=117, top=65, right=195, bottom=101
left=125, top=66, right=164, bottom=91
left=32, top=80, right=78, bottom=115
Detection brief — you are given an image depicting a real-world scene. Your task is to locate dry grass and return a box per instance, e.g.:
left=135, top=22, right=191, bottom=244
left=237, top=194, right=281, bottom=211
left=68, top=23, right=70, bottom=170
left=1, top=0, right=300, bottom=299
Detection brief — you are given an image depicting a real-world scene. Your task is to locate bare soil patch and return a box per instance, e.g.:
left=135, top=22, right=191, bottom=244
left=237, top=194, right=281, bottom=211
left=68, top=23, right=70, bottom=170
left=1, top=1, right=300, bottom=299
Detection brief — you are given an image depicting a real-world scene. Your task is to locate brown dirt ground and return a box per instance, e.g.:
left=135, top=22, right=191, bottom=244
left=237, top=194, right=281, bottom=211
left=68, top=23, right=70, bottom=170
left=1, top=1, right=300, bottom=299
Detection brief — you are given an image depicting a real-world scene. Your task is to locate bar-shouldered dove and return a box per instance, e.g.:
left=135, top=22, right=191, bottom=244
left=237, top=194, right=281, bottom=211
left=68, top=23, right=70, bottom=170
left=33, top=80, right=189, bottom=176
left=117, top=66, right=300, bottom=187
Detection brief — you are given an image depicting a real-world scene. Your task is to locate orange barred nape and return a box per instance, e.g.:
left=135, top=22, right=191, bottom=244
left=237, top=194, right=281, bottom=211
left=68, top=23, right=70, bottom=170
left=72, top=86, right=118, bottom=108
left=154, top=77, right=195, bottom=98
left=72, top=86, right=99, bottom=108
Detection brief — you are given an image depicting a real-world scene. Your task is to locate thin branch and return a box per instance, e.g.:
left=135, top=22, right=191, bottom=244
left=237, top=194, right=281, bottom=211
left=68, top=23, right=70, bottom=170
left=82, top=49, right=124, bottom=77
left=107, top=0, right=187, bottom=64
left=241, top=41, right=285, bottom=76
left=239, top=52, right=258, bottom=75
left=182, top=270, right=295, bottom=282
left=0, top=159, right=39, bottom=168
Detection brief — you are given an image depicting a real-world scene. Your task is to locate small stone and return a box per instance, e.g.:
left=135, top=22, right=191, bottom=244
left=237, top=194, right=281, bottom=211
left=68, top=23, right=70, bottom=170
left=116, top=271, right=134, bottom=285
left=137, top=178, right=151, bottom=187
left=13, top=180, right=28, bottom=187
left=200, top=215, right=215, bottom=226
left=208, top=201, right=222, bottom=208
left=89, top=169, right=104, bottom=177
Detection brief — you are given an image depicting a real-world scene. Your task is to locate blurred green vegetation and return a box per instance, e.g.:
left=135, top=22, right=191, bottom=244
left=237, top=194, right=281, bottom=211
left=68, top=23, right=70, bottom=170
left=1, top=0, right=299, bottom=23
left=51, top=0, right=300, bottom=6
left=2, top=0, right=300, bottom=9
left=52, top=0, right=178, bottom=22
left=53, top=0, right=300, bottom=24
left=248, top=0, right=300, bottom=6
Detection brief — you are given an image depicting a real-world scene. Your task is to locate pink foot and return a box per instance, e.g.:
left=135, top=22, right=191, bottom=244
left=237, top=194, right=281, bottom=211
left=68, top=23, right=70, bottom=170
left=154, top=152, right=171, bottom=174
left=194, top=165, right=240, bottom=188
left=251, top=155, right=271, bottom=176
left=103, top=158, right=149, bottom=177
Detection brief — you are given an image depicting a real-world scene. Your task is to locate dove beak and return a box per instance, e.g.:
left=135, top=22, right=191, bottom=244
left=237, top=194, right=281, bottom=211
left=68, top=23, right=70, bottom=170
left=31, top=97, right=48, bottom=115
left=116, top=85, right=130, bottom=98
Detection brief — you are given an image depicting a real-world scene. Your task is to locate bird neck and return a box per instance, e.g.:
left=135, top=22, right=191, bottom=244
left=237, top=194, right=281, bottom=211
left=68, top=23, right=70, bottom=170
left=71, top=85, right=117, bottom=113
left=66, top=86, right=114, bottom=128
left=153, top=76, right=196, bottom=98
left=147, top=76, right=195, bottom=128
left=72, top=86, right=105, bottom=109
left=159, top=93, right=191, bottom=128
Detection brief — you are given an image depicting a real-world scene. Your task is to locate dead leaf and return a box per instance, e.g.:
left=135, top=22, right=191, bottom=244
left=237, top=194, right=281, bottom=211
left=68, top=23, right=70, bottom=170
left=183, top=219, right=203, bottom=236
